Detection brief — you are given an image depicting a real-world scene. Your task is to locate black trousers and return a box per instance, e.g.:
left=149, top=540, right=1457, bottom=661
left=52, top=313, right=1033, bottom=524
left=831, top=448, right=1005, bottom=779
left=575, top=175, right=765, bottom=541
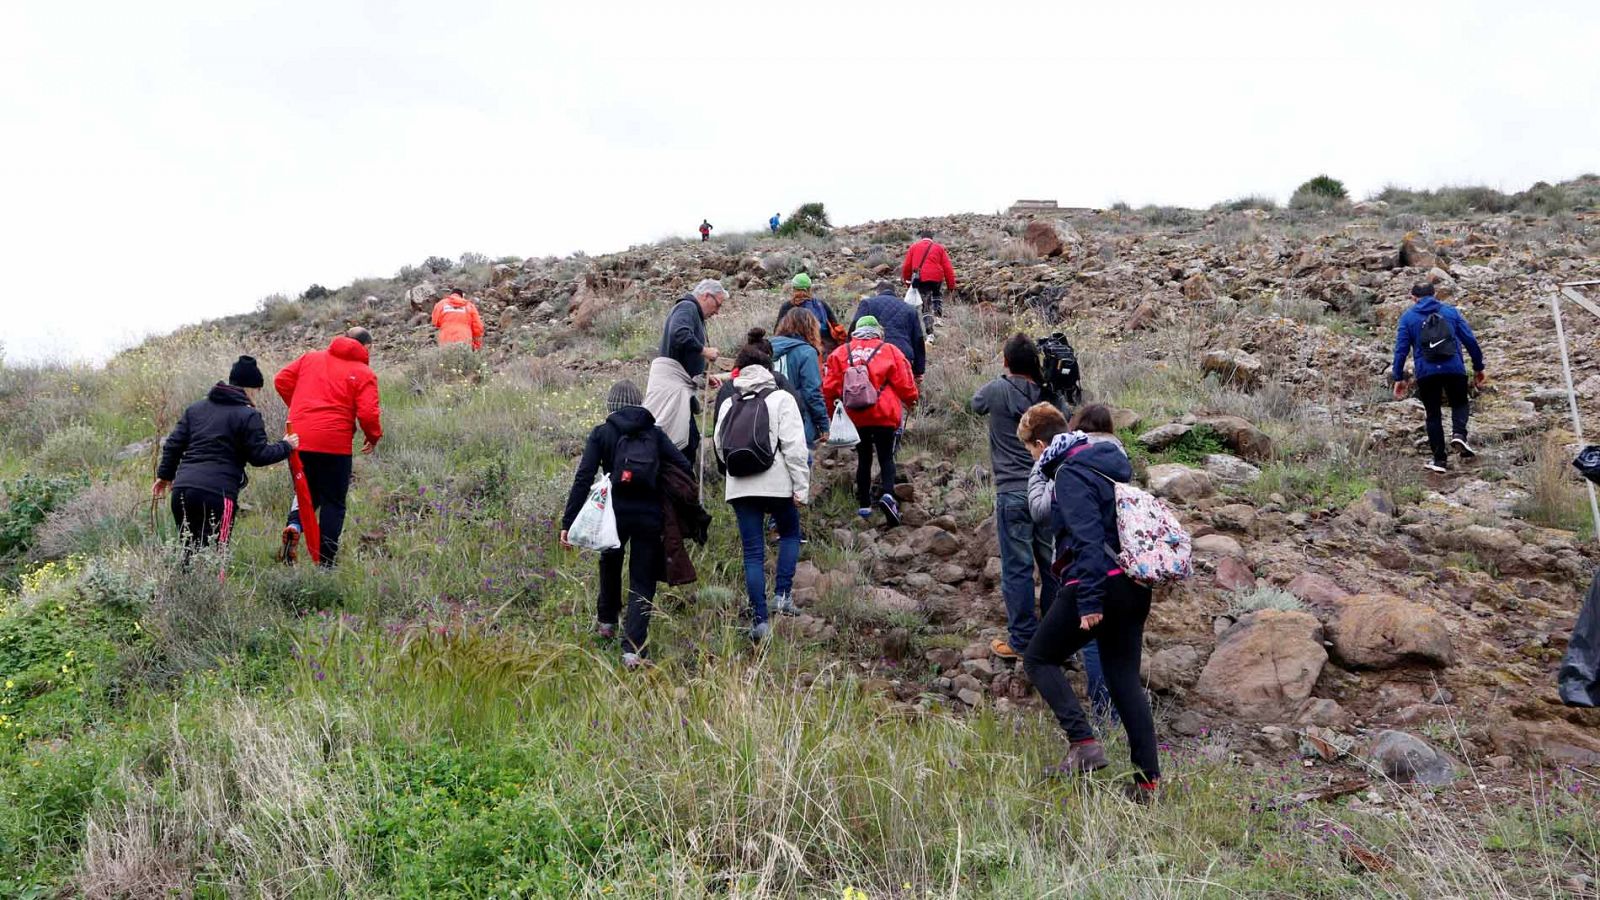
left=286, top=450, right=353, bottom=565
left=171, top=487, right=230, bottom=552
left=598, top=520, right=662, bottom=656
left=1023, top=575, right=1160, bottom=783
left=914, top=280, right=944, bottom=329
left=1417, top=373, right=1470, bottom=463
left=854, top=426, right=899, bottom=507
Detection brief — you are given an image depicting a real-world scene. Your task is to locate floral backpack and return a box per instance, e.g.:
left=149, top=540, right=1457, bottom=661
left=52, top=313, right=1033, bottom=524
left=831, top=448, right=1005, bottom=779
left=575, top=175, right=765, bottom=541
left=1094, top=472, right=1193, bottom=586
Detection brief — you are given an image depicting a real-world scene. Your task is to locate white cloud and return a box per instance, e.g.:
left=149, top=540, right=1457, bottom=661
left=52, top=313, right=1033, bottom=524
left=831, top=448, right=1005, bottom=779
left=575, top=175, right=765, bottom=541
left=2, top=0, right=1595, bottom=362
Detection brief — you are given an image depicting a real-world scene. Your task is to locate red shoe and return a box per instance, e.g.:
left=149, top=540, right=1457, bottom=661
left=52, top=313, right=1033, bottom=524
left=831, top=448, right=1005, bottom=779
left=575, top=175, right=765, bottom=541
left=278, top=526, right=300, bottom=565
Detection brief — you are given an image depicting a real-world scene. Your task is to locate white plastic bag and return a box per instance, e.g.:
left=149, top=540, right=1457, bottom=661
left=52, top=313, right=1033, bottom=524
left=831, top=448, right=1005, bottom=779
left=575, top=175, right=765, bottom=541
left=568, top=471, right=621, bottom=551
left=903, top=284, right=923, bottom=310
left=826, top=400, right=861, bottom=448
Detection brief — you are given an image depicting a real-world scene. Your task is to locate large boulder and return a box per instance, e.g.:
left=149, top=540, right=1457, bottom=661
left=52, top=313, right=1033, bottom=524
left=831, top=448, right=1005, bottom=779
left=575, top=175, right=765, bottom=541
left=1192, top=533, right=1244, bottom=558
left=1146, top=464, right=1215, bottom=502
left=908, top=525, right=961, bottom=558
left=1397, top=233, right=1438, bottom=269
left=1144, top=645, right=1206, bottom=693
left=1021, top=219, right=1081, bottom=258
left=1327, top=595, right=1453, bottom=669
left=1367, top=730, right=1457, bottom=785
left=1195, top=610, right=1327, bottom=721
left=1138, top=423, right=1193, bottom=451
left=1197, top=416, right=1274, bottom=462
left=406, top=281, right=440, bottom=312
left=1204, top=453, right=1262, bottom=485
left=1201, top=349, right=1265, bottom=391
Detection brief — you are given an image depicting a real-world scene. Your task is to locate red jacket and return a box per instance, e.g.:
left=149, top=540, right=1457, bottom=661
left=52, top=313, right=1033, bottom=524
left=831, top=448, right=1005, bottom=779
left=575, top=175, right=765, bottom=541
left=431, top=294, right=485, bottom=349
left=274, top=337, right=383, bottom=455
left=822, top=338, right=920, bottom=429
left=900, top=239, right=957, bottom=290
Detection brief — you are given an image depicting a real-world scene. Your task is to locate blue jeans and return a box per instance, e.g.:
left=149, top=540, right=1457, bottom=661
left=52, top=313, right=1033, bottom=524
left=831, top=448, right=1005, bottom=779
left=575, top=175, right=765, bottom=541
left=731, top=496, right=802, bottom=624
left=996, top=491, right=1058, bottom=650
left=1081, top=641, right=1114, bottom=721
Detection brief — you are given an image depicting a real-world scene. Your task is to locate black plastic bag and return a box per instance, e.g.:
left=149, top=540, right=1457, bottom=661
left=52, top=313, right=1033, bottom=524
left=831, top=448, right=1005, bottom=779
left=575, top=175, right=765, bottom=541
left=1559, top=569, right=1600, bottom=707
left=1575, top=446, right=1600, bottom=485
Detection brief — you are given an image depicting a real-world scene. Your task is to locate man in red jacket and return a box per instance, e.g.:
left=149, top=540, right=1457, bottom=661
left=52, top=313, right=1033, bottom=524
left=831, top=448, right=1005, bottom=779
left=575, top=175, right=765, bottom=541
left=822, top=315, right=919, bottom=527
left=900, top=230, right=958, bottom=332
left=275, top=326, right=383, bottom=565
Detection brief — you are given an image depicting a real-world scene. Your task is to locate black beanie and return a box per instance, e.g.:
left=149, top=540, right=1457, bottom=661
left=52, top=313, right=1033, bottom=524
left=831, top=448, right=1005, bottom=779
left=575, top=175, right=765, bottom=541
left=229, top=355, right=265, bottom=389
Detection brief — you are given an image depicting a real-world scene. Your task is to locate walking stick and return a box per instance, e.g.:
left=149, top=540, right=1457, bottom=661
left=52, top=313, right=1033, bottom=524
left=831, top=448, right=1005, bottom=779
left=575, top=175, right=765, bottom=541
left=697, top=379, right=710, bottom=499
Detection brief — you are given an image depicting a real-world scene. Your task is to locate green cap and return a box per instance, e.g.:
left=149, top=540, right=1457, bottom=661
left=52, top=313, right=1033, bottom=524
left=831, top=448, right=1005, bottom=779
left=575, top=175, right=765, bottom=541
left=791, top=273, right=812, bottom=290
left=854, top=315, right=881, bottom=329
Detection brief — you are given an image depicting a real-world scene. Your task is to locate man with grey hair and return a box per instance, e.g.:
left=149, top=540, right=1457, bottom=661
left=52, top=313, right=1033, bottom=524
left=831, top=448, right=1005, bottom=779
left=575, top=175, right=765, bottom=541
left=646, top=279, right=726, bottom=459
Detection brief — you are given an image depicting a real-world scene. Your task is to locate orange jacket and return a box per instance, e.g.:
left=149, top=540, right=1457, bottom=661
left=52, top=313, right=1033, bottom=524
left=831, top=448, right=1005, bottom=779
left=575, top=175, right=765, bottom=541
left=274, top=337, right=383, bottom=455
left=822, top=337, right=920, bottom=429
left=432, top=294, right=485, bottom=350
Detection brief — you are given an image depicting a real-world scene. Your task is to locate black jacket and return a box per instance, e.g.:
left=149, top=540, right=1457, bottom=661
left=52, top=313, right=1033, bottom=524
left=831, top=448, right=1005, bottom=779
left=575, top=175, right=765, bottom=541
left=157, top=382, right=292, bottom=499
left=850, top=291, right=927, bottom=376
left=659, top=297, right=708, bottom=378
left=561, top=406, right=693, bottom=531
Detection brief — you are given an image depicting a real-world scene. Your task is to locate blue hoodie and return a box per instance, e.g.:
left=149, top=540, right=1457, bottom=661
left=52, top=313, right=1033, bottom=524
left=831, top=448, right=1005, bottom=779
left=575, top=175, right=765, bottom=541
left=769, top=335, right=828, bottom=446
left=1392, top=297, right=1484, bottom=382
left=1043, top=437, right=1134, bottom=617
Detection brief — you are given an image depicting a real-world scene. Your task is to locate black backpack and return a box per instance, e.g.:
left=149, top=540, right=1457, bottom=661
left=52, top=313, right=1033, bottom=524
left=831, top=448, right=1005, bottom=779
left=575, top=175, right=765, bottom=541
left=718, top=388, right=778, bottom=477
left=1418, top=312, right=1459, bottom=364
left=612, top=430, right=660, bottom=493
left=1038, top=332, right=1083, bottom=406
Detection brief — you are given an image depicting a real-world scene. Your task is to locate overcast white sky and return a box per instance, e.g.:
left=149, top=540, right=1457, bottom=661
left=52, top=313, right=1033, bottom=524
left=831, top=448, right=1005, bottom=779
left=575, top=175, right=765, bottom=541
left=2, top=0, right=1595, bottom=363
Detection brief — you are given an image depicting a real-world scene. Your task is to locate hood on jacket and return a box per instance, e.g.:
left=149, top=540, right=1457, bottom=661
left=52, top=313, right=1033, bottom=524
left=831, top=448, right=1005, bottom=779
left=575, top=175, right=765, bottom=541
left=328, top=336, right=371, bottom=363
left=769, top=336, right=813, bottom=357
left=606, top=405, right=658, bottom=435
left=732, top=364, right=777, bottom=392
left=206, top=382, right=253, bottom=406
left=1064, top=438, right=1133, bottom=483
left=1410, top=297, right=1443, bottom=316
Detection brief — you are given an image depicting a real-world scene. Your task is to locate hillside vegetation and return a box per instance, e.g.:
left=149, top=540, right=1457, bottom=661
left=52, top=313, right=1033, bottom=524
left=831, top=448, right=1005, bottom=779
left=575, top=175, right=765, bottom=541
left=3, top=178, right=1600, bottom=897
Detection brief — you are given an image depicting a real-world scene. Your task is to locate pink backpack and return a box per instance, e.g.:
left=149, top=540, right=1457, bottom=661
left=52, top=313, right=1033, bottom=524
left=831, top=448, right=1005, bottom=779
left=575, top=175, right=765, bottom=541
left=1095, top=472, right=1193, bottom=586
left=841, top=341, right=886, bottom=410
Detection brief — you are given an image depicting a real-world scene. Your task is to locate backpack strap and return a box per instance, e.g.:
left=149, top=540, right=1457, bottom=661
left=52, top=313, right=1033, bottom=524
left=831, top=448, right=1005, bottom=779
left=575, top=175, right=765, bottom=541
left=913, top=239, right=936, bottom=280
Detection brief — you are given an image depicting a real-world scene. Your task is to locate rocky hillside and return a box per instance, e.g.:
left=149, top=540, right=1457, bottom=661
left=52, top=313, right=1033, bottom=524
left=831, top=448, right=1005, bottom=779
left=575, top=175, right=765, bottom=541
left=197, top=183, right=1600, bottom=776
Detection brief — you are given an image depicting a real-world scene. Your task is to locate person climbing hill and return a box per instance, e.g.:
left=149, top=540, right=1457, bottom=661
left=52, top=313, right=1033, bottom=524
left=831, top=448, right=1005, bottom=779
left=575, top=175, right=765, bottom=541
left=699, top=219, right=713, bottom=242
left=274, top=327, right=382, bottom=566
left=773, top=273, right=844, bottom=354
left=901, top=230, right=958, bottom=330
left=771, top=310, right=829, bottom=450
left=1391, top=281, right=1486, bottom=473
left=850, top=281, right=925, bottom=380
left=823, top=315, right=919, bottom=526
left=154, top=355, right=298, bottom=559
left=769, top=213, right=780, bottom=234
left=561, top=380, right=694, bottom=668
left=431, top=287, right=485, bottom=350
left=646, top=279, right=725, bottom=461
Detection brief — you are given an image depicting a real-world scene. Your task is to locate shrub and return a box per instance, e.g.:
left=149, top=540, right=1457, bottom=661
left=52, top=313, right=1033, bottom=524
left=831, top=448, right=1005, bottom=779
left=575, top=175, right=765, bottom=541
left=34, top=481, right=143, bottom=560
left=776, top=202, right=831, bottom=238
left=1227, top=586, right=1303, bottom=616
left=424, top=255, right=454, bottom=274
left=1218, top=195, right=1278, bottom=212
left=0, top=474, right=87, bottom=567
left=300, top=284, right=332, bottom=301
left=33, top=425, right=113, bottom=474
left=405, top=344, right=488, bottom=392
left=1290, top=175, right=1348, bottom=210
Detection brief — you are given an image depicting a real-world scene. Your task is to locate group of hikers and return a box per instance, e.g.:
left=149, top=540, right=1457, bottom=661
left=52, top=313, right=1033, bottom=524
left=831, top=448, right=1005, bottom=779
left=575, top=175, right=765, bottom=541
left=153, top=229, right=1488, bottom=801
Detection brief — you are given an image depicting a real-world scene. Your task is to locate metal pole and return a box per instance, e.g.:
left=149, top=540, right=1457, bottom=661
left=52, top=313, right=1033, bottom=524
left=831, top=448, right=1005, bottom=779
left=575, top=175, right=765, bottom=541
left=1549, top=290, right=1600, bottom=542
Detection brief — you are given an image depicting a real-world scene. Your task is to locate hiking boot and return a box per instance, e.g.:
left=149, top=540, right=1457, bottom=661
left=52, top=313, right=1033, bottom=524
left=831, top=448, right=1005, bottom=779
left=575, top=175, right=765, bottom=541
left=621, top=652, right=645, bottom=670
left=595, top=621, right=617, bottom=640
left=990, top=638, right=1020, bottom=660
left=278, top=526, right=300, bottom=564
left=1062, top=739, right=1110, bottom=775
left=1450, top=435, right=1477, bottom=458
left=856, top=507, right=873, bottom=519
left=878, top=493, right=902, bottom=527
left=1424, top=459, right=1450, bottom=474
left=1122, top=780, right=1159, bottom=805
left=750, top=620, right=771, bottom=644
left=772, top=593, right=798, bottom=616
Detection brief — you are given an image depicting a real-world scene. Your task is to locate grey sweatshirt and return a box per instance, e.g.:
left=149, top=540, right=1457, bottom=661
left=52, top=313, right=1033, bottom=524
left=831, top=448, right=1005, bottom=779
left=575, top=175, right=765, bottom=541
left=971, top=375, right=1045, bottom=494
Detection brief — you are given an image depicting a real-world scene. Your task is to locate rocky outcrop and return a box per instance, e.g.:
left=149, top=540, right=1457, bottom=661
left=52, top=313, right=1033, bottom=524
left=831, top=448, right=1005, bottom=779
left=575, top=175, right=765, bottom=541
left=1195, top=610, right=1327, bottom=722
left=1327, top=595, right=1453, bottom=669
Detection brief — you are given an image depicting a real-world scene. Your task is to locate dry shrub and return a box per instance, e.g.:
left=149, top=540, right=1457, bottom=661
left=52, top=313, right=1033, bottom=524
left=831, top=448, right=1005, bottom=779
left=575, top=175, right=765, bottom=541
left=1517, top=431, right=1596, bottom=535
left=35, top=480, right=144, bottom=558
left=33, top=424, right=115, bottom=474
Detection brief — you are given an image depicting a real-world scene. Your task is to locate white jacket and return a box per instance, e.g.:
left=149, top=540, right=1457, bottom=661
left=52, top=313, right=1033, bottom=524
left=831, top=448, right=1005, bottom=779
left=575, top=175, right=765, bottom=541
left=714, top=365, right=811, bottom=502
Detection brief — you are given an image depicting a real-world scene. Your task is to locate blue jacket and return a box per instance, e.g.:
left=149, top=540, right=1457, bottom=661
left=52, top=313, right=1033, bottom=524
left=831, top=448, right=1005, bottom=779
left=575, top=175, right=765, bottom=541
left=1392, top=297, right=1484, bottom=382
left=1042, top=437, right=1133, bottom=617
left=774, top=296, right=837, bottom=333
left=850, top=291, right=926, bottom=377
left=769, top=336, right=828, bottom=446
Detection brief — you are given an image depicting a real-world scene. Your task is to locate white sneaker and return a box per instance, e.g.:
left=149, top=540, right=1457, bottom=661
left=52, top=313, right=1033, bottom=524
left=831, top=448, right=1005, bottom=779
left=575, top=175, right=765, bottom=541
left=1424, top=459, right=1449, bottom=474
left=1450, top=435, right=1477, bottom=458
left=621, top=652, right=645, bottom=669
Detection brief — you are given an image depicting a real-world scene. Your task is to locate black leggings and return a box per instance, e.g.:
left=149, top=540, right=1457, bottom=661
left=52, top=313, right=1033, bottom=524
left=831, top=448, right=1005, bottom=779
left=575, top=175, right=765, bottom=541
left=854, top=426, right=898, bottom=507
left=1023, top=575, right=1159, bottom=783
left=286, top=450, right=352, bottom=565
left=597, top=520, right=662, bottom=656
left=1417, top=373, right=1470, bottom=462
left=171, top=487, right=231, bottom=550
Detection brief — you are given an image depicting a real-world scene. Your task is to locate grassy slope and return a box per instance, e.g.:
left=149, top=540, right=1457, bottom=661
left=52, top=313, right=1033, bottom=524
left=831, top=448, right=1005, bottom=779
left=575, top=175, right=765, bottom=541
left=2, top=276, right=1599, bottom=897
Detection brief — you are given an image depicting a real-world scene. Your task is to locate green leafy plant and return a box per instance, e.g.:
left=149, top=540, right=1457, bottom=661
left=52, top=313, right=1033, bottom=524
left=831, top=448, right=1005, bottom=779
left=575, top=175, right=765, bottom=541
left=776, top=202, right=831, bottom=238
